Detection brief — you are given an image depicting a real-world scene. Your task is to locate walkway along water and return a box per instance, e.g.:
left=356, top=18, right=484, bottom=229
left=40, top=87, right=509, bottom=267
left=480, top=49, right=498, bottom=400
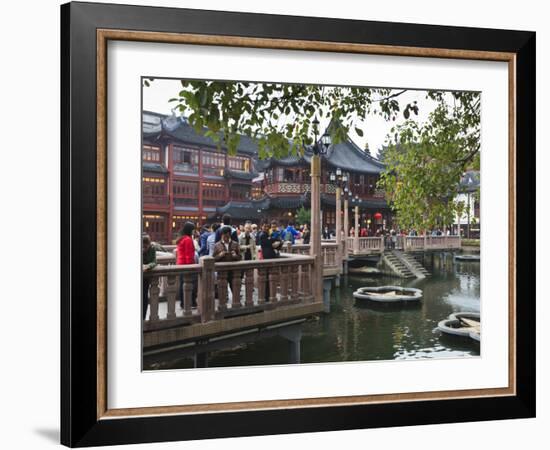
left=143, top=237, right=473, bottom=368
left=144, top=255, right=480, bottom=369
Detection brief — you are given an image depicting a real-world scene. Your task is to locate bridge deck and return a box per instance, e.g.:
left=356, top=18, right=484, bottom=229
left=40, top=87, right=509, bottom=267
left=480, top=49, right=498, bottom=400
left=146, top=236, right=461, bottom=349
left=144, top=301, right=324, bottom=349
left=144, top=253, right=322, bottom=349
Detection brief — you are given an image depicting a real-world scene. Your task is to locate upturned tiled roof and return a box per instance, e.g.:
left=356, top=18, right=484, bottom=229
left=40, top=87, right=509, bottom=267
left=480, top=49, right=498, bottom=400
left=143, top=111, right=385, bottom=175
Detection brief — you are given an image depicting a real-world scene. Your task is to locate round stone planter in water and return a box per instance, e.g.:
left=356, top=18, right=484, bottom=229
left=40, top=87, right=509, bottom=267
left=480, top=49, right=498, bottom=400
left=353, top=286, right=423, bottom=303
left=437, top=312, right=480, bottom=342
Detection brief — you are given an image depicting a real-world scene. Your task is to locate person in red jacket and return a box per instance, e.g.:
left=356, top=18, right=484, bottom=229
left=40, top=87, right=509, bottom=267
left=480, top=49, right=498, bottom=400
left=176, top=221, right=197, bottom=308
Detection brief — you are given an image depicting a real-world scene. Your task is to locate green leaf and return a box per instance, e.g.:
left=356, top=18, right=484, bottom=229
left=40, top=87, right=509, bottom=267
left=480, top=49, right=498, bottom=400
left=355, top=127, right=364, bottom=137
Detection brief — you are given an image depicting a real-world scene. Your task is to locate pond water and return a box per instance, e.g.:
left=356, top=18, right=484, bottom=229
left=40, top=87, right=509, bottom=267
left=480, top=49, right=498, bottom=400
left=144, top=254, right=480, bottom=370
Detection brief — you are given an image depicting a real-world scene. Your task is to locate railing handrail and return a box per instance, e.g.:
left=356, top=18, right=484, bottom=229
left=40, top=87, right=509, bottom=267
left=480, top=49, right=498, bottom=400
left=144, top=254, right=314, bottom=278
left=215, top=254, right=314, bottom=271
left=143, top=263, right=201, bottom=278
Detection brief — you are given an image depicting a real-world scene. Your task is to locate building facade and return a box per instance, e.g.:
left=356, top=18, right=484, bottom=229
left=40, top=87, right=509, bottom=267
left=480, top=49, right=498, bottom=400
left=252, top=139, right=391, bottom=232
left=453, top=170, right=480, bottom=238
left=142, top=111, right=392, bottom=243
left=142, top=111, right=259, bottom=243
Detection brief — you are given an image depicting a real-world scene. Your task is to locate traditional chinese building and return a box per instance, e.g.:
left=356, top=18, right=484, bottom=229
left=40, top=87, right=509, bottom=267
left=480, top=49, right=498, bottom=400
left=454, top=170, right=480, bottom=238
left=142, top=111, right=392, bottom=243
left=142, top=111, right=260, bottom=243
left=252, top=140, right=391, bottom=231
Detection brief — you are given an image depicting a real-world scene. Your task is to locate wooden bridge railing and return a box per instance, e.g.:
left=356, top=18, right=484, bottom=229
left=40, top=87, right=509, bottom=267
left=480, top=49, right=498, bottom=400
left=346, top=236, right=384, bottom=255
left=143, top=254, right=315, bottom=329
left=404, top=236, right=425, bottom=251
left=344, top=235, right=461, bottom=254
left=403, top=235, right=461, bottom=251
left=281, top=242, right=342, bottom=273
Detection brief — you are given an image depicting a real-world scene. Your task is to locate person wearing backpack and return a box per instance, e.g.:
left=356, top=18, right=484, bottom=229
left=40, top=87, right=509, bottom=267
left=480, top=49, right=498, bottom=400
left=214, top=214, right=239, bottom=243
left=283, top=221, right=300, bottom=245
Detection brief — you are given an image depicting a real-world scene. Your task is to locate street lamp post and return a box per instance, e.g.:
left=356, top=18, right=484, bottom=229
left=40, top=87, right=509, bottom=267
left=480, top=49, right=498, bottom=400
left=353, top=199, right=360, bottom=255
left=310, top=117, right=332, bottom=303
left=343, top=184, right=350, bottom=259
left=330, top=169, right=348, bottom=272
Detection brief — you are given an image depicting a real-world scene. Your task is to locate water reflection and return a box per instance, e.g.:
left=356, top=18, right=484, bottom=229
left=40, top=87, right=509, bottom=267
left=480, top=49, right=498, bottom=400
left=144, top=254, right=480, bottom=370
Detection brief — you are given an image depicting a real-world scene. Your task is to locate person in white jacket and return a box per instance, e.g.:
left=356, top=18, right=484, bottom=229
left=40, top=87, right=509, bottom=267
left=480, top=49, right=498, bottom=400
left=238, top=222, right=258, bottom=261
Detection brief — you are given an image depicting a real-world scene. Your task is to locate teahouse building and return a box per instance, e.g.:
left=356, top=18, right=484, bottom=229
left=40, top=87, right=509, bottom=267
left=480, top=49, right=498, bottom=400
left=142, top=111, right=392, bottom=243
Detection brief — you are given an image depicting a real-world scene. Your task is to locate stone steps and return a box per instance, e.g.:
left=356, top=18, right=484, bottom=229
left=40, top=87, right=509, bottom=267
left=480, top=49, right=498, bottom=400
left=380, top=251, right=415, bottom=278
left=392, top=250, right=431, bottom=279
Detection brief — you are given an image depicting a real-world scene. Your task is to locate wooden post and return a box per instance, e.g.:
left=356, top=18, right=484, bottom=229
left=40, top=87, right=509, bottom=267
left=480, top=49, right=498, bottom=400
left=280, top=266, right=289, bottom=303
left=148, top=276, right=160, bottom=322
left=218, top=271, right=228, bottom=312
left=343, top=197, right=349, bottom=257
left=310, top=154, right=323, bottom=303
left=291, top=266, right=300, bottom=303
left=183, top=273, right=193, bottom=316
left=269, top=266, right=280, bottom=305
left=165, top=274, right=177, bottom=320
left=244, top=269, right=254, bottom=307
left=198, top=256, right=215, bottom=323
left=354, top=205, right=359, bottom=255
left=231, top=271, right=242, bottom=309
left=335, top=186, right=342, bottom=267
left=257, top=268, right=267, bottom=305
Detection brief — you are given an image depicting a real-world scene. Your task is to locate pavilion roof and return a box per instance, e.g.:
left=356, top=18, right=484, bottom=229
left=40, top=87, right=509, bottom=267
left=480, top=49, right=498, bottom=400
left=143, top=111, right=386, bottom=175
left=142, top=162, right=168, bottom=174
left=459, top=170, right=480, bottom=193
left=212, top=193, right=388, bottom=221
left=143, top=110, right=258, bottom=155
left=223, top=168, right=259, bottom=181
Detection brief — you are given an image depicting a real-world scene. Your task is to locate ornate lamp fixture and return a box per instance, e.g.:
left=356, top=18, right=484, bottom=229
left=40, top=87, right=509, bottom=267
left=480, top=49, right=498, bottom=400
left=312, top=117, right=332, bottom=156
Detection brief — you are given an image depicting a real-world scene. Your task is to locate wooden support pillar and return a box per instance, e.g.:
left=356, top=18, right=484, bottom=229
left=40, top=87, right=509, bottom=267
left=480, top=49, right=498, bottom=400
left=335, top=186, right=342, bottom=270
left=279, top=326, right=302, bottom=364
left=310, top=154, right=323, bottom=303
left=354, top=205, right=359, bottom=255
left=335, top=187, right=342, bottom=245
left=323, top=278, right=332, bottom=313
left=288, top=339, right=301, bottom=364
left=194, top=352, right=208, bottom=368
left=343, top=197, right=349, bottom=257
left=198, top=256, right=215, bottom=323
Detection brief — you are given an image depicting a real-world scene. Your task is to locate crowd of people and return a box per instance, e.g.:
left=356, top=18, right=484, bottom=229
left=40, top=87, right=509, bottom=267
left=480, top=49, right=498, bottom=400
left=169, top=214, right=313, bottom=264
left=142, top=214, right=457, bottom=318
left=142, top=214, right=312, bottom=319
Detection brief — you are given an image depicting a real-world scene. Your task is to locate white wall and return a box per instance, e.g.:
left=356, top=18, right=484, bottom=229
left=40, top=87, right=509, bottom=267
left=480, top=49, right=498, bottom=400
left=0, top=1, right=546, bottom=449
left=454, top=193, right=479, bottom=226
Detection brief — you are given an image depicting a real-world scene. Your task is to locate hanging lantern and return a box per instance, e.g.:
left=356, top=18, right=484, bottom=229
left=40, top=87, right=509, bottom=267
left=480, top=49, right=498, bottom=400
left=374, top=212, right=383, bottom=220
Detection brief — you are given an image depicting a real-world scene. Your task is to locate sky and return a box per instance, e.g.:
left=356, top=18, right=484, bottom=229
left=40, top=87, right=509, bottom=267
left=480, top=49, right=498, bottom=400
left=143, top=79, right=440, bottom=158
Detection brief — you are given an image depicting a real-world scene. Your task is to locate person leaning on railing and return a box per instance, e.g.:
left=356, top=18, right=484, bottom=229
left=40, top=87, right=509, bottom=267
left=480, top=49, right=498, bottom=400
left=176, top=222, right=198, bottom=309
left=213, top=227, right=241, bottom=298
left=142, top=234, right=157, bottom=320
left=258, top=222, right=281, bottom=302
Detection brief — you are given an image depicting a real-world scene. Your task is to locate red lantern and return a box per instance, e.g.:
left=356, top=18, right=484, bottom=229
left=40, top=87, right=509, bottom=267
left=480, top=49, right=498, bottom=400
left=374, top=212, right=383, bottom=220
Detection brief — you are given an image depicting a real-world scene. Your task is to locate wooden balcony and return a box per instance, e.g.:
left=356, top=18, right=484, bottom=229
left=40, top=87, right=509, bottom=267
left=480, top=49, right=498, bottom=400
left=143, top=254, right=322, bottom=349
left=143, top=194, right=170, bottom=206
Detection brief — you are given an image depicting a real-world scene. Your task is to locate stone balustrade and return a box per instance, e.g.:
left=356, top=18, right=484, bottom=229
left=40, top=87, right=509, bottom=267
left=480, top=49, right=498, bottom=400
left=143, top=254, right=315, bottom=330
left=281, top=242, right=341, bottom=269
left=404, top=235, right=461, bottom=251
left=347, top=236, right=384, bottom=255
left=359, top=236, right=384, bottom=252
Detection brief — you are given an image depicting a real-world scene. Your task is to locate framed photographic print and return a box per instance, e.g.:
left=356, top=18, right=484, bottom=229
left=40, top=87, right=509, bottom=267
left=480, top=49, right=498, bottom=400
left=61, top=1, right=535, bottom=447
